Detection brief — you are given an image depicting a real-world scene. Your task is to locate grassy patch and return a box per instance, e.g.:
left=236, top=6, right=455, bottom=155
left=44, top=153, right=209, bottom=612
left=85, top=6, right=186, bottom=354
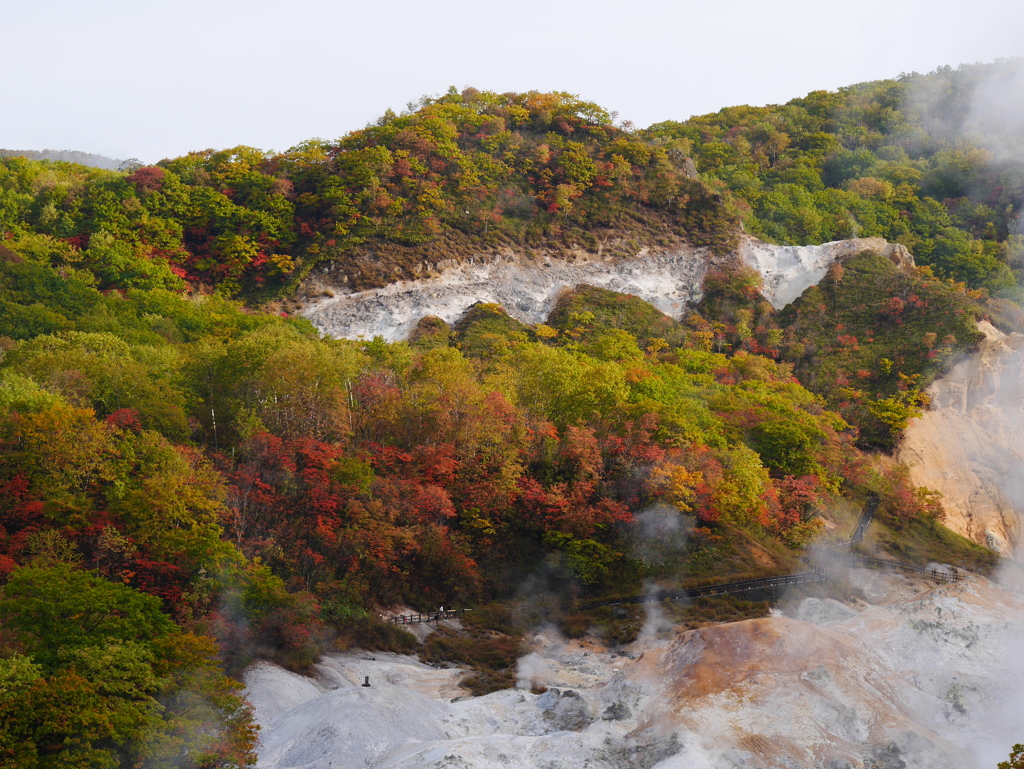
left=649, top=521, right=799, bottom=585
left=419, top=607, right=527, bottom=697
left=869, top=514, right=998, bottom=574
left=586, top=595, right=772, bottom=645
left=556, top=611, right=593, bottom=639
left=462, top=602, right=522, bottom=636
left=336, top=617, right=419, bottom=654
left=669, top=595, right=772, bottom=630
left=420, top=624, right=523, bottom=696
left=587, top=604, right=644, bottom=645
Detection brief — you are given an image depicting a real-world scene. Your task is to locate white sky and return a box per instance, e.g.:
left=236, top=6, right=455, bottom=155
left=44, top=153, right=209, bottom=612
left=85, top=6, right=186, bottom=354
left=4, top=0, right=1023, bottom=163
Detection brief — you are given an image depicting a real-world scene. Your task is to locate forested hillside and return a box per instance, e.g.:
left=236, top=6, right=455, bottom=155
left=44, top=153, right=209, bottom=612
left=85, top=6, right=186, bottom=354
left=0, top=64, right=1016, bottom=767
left=0, top=90, right=733, bottom=302
left=647, top=61, right=1024, bottom=293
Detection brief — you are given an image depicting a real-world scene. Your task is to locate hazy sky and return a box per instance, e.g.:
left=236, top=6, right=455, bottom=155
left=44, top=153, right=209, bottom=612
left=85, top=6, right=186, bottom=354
left=4, top=0, right=1024, bottom=163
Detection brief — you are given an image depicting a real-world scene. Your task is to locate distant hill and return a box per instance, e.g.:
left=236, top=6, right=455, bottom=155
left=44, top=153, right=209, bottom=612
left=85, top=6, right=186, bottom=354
left=0, top=148, right=132, bottom=170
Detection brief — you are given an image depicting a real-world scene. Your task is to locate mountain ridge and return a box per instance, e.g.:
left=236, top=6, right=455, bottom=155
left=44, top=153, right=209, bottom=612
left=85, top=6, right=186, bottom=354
left=0, top=148, right=130, bottom=170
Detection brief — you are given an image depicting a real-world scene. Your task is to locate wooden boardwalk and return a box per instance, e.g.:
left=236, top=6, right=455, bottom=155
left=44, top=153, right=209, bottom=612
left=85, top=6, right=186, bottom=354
left=386, top=608, right=471, bottom=626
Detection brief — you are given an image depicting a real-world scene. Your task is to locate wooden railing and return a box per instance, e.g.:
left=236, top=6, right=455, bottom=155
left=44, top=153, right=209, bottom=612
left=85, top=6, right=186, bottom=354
left=818, top=495, right=879, bottom=550
left=386, top=608, right=471, bottom=625
left=850, top=554, right=960, bottom=583
left=580, top=568, right=831, bottom=610
left=578, top=554, right=959, bottom=612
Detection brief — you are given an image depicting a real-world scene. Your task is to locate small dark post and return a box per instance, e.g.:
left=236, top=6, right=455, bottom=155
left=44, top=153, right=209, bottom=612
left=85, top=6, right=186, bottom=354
left=362, top=676, right=371, bottom=687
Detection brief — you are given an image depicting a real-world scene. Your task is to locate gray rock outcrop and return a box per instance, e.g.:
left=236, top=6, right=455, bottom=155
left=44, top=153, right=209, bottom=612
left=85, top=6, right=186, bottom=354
left=299, top=235, right=915, bottom=341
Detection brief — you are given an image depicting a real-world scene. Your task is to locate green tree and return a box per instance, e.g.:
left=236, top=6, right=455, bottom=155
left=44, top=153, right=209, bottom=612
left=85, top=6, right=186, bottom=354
left=0, top=565, right=257, bottom=768
left=0, top=565, right=174, bottom=669
left=999, top=744, right=1024, bottom=769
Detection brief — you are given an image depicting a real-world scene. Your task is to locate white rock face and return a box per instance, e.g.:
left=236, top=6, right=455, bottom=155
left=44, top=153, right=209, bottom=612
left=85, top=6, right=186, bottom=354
left=300, top=248, right=710, bottom=341
left=298, top=237, right=913, bottom=341
left=899, top=321, right=1024, bottom=553
left=739, top=236, right=914, bottom=309
left=244, top=571, right=1024, bottom=769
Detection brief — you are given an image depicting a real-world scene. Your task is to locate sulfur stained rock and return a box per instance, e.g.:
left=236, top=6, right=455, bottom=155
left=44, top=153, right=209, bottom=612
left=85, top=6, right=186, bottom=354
left=245, top=572, right=1024, bottom=769
left=898, top=321, right=1024, bottom=553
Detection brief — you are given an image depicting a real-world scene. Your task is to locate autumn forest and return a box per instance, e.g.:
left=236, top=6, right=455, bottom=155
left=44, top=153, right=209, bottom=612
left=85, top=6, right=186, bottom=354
left=0, top=62, right=1020, bottom=767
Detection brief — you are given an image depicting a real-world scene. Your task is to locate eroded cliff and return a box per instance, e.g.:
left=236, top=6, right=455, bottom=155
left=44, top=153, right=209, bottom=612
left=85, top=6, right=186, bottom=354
left=899, top=321, right=1024, bottom=554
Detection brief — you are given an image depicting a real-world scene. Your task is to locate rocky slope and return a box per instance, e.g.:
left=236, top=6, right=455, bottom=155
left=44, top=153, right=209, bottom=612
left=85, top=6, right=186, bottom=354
left=298, top=236, right=913, bottom=341
left=739, top=237, right=915, bottom=309
left=899, top=321, right=1024, bottom=554
left=243, top=568, right=1024, bottom=769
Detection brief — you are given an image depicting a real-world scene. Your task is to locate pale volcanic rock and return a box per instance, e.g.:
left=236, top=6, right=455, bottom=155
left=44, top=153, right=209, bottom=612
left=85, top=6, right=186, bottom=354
left=645, top=573, right=1024, bottom=768
left=300, top=248, right=710, bottom=341
left=795, top=597, right=861, bottom=626
left=243, top=661, right=324, bottom=724
left=898, top=321, right=1024, bottom=553
left=245, top=572, right=1024, bottom=769
left=298, top=236, right=915, bottom=341
left=645, top=618, right=966, bottom=768
left=739, top=236, right=915, bottom=309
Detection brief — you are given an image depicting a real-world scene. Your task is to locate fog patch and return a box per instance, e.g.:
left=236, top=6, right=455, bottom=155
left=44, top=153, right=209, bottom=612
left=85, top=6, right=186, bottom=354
left=516, top=648, right=556, bottom=691
left=963, top=60, right=1024, bottom=163
left=901, top=60, right=1024, bottom=158
left=510, top=561, right=578, bottom=631
left=632, top=506, right=692, bottom=645
left=633, top=504, right=692, bottom=570
left=633, top=591, right=675, bottom=647
left=973, top=552, right=1024, bottom=766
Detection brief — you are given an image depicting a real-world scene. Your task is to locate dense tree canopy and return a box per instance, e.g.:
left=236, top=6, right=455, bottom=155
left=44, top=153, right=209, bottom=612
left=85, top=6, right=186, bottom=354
left=0, top=89, right=734, bottom=300
left=646, top=61, right=1024, bottom=292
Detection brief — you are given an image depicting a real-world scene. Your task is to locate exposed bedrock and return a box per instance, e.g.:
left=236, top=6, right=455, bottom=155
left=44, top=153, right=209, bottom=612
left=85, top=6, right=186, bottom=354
left=899, top=321, right=1024, bottom=554
left=245, top=571, right=1024, bottom=769
left=739, top=236, right=914, bottom=309
left=298, top=236, right=914, bottom=341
